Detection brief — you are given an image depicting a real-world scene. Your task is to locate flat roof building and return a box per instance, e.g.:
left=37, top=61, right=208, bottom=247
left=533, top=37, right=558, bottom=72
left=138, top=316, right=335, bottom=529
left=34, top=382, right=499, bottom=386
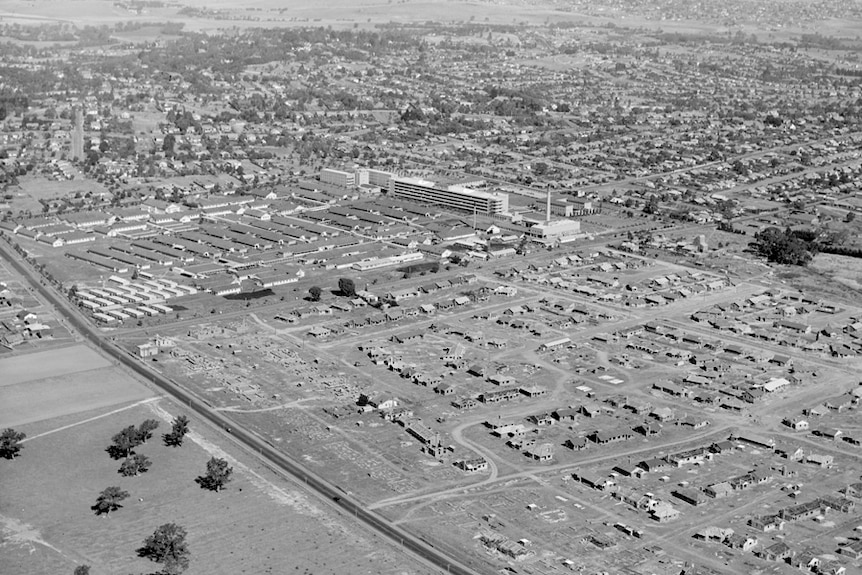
left=389, top=176, right=509, bottom=215
left=532, top=197, right=597, bottom=217
left=320, top=168, right=355, bottom=188
left=527, top=219, right=582, bottom=240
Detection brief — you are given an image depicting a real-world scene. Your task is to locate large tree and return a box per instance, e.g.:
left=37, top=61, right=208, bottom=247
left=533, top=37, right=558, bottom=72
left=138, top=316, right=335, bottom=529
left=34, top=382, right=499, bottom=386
left=119, top=453, right=151, bottom=477
left=108, top=425, right=142, bottom=459
left=138, top=523, right=190, bottom=575
left=0, top=428, right=26, bottom=459
left=196, top=457, right=233, bottom=492
left=164, top=415, right=189, bottom=447
left=338, top=277, right=356, bottom=297
left=73, top=565, right=91, bottom=575
left=308, top=286, right=322, bottom=302
left=137, top=419, right=160, bottom=443
left=92, top=486, right=129, bottom=516
left=752, top=226, right=815, bottom=266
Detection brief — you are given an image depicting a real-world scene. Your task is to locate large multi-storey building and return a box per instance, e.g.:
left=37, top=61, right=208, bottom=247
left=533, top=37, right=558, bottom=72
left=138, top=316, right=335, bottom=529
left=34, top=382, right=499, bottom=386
left=389, top=176, right=509, bottom=215
left=320, top=168, right=355, bottom=188
left=363, top=168, right=393, bottom=188
left=321, top=167, right=394, bottom=189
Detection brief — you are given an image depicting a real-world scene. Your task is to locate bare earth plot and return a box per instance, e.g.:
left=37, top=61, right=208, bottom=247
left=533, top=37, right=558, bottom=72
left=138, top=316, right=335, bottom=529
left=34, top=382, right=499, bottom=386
left=0, top=401, right=433, bottom=575
left=0, top=345, right=153, bottom=427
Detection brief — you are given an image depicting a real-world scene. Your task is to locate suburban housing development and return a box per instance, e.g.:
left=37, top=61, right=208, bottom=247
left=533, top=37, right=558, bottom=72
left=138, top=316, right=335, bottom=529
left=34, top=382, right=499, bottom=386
left=2, top=1, right=862, bottom=575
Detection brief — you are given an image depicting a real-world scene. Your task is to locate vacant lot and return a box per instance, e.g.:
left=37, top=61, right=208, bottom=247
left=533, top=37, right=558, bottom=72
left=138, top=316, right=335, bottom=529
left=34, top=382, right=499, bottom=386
left=779, top=252, right=862, bottom=305
left=809, top=252, right=862, bottom=291
left=0, top=400, right=432, bottom=575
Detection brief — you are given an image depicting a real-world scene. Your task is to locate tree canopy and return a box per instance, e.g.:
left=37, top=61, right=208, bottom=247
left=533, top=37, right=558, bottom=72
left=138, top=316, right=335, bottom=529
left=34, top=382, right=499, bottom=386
left=119, top=453, right=151, bottom=477
left=643, top=194, right=660, bottom=215
left=137, top=419, right=160, bottom=443
left=109, top=420, right=160, bottom=458
left=196, top=457, right=233, bottom=492
left=308, top=286, right=322, bottom=301
left=751, top=226, right=816, bottom=265
left=338, top=277, right=356, bottom=297
left=92, top=486, right=129, bottom=516
left=0, top=428, right=26, bottom=459
left=138, top=523, right=190, bottom=575
left=164, top=415, right=190, bottom=447
left=108, top=425, right=142, bottom=459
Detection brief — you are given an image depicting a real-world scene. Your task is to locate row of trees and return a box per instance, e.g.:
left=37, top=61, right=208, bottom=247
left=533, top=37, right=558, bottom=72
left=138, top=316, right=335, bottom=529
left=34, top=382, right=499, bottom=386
left=108, top=416, right=189, bottom=456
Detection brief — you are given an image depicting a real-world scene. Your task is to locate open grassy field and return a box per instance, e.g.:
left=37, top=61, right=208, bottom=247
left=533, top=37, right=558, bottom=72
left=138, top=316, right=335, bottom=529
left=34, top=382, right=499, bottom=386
left=0, top=343, right=156, bottom=428
left=12, top=175, right=104, bottom=215
left=0, top=400, right=432, bottom=575
left=15, top=234, right=138, bottom=285
left=0, top=364, right=155, bottom=428
left=772, top=252, right=862, bottom=307
left=806, top=253, right=862, bottom=295
left=0, top=344, right=110, bottom=386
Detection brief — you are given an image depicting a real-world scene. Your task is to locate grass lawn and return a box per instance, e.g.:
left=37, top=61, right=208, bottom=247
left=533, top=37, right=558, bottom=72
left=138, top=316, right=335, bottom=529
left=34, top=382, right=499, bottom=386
left=0, top=400, right=433, bottom=575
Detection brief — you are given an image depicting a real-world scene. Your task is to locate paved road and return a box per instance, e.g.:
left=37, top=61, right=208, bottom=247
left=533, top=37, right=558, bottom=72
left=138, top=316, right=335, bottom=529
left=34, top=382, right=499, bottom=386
left=0, top=240, right=485, bottom=575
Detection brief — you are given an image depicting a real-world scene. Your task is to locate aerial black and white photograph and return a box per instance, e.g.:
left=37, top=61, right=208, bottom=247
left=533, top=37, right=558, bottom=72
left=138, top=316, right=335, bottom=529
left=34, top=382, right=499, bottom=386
left=1, top=0, right=862, bottom=574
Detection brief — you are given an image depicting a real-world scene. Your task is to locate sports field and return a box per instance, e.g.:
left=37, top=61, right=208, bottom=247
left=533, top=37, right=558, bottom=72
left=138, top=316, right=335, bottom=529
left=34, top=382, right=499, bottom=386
left=0, top=345, right=153, bottom=427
